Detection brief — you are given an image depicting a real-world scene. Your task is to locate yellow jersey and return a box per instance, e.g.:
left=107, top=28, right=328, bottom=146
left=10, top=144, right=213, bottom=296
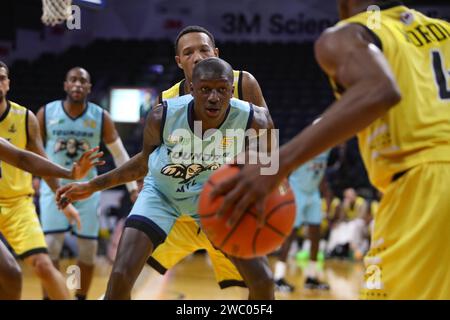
left=370, top=200, right=380, bottom=217
left=334, top=4, right=450, bottom=192
left=161, top=70, right=243, bottom=100
left=0, top=101, right=33, bottom=201
left=322, top=196, right=341, bottom=220
left=343, top=196, right=367, bottom=220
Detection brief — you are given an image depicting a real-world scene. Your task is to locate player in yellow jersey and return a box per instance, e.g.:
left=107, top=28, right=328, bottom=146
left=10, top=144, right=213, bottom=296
left=158, top=25, right=267, bottom=107
left=338, top=188, right=371, bottom=260
left=146, top=25, right=271, bottom=292
left=0, top=61, right=103, bottom=299
left=214, top=1, right=450, bottom=299
left=340, top=188, right=368, bottom=221
left=0, top=137, right=103, bottom=299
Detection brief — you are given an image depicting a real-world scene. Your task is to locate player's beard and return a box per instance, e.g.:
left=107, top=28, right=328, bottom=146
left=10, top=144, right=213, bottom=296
left=0, top=92, right=4, bottom=104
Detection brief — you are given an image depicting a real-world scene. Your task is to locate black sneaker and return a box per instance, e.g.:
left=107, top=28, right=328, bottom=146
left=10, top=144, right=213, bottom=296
left=304, top=277, right=330, bottom=290
left=275, top=278, right=295, bottom=293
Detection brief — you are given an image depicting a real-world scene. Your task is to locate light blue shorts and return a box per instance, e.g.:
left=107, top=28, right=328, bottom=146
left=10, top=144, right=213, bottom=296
left=39, top=191, right=100, bottom=239
left=125, top=184, right=200, bottom=248
left=290, top=189, right=323, bottom=228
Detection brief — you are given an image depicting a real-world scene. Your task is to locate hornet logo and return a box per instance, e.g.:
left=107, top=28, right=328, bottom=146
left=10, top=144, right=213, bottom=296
left=8, top=124, right=16, bottom=133
left=54, top=138, right=90, bottom=158
left=161, top=163, right=220, bottom=183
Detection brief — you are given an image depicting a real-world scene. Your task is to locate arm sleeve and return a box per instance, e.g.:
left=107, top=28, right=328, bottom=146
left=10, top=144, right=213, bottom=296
left=106, top=138, right=138, bottom=193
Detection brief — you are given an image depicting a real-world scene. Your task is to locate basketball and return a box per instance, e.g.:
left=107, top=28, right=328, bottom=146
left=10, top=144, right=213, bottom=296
left=198, top=164, right=296, bottom=259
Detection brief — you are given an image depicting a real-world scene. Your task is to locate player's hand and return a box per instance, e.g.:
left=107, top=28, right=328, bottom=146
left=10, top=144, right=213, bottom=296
left=211, top=161, right=282, bottom=228
left=56, top=182, right=94, bottom=209
left=129, top=189, right=139, bottom=203
left=71, top=146, right=105, bottom=180
left=62, top=203, right=82, bottom=231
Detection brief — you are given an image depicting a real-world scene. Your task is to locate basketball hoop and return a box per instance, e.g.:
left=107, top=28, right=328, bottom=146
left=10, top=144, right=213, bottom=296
left=41, top=0, right=73, bottom=26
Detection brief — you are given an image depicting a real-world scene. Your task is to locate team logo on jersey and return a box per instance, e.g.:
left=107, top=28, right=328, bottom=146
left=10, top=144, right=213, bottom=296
left=84, top=120, right=97, bottom=129
left=8, top=124, right=16, bottom=133
left=48, top=119, right=65, bottom=126
left=54, top=138, right=91, bottom=158
left=400, top=11, right=414, bottom=25
left=161, top=163, right=220, bottom=183
left=220, top=136, right=234, bottom=149
left=167, top=134, right=183, bottom=144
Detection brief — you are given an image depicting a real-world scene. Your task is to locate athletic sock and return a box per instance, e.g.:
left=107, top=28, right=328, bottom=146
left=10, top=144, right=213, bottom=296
left=274, top=261, right=287, bottom=281
left=305, top=261, right=319, bottom=279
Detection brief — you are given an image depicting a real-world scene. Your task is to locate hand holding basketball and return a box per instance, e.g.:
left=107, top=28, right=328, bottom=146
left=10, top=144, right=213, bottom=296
left=199, top=164, right=296, bottom=259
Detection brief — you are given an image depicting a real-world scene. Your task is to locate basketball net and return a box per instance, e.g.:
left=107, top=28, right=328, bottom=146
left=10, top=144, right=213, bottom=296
left=41, top=0, right=72, bottom=26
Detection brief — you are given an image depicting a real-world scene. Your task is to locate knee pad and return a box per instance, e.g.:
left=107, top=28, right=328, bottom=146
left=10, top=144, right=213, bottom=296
left=45, top=233, right=65, bottom=261
left=77, top=238, right=98, bottom=265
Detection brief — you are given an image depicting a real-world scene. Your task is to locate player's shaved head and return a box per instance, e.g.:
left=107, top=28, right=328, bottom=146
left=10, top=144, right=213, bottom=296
left=192, top=57, right=233, bottom=84
left=66, top=67, right=91, bottom=82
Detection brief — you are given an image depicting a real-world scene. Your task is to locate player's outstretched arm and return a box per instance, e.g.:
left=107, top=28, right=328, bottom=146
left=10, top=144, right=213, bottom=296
left=279, top=23, right=401, bottom=172
left=56, top=104, right=165, bottom=207
left=213, top=24, right=401, bottom=226
left=0, top=137, right=100, bottom=179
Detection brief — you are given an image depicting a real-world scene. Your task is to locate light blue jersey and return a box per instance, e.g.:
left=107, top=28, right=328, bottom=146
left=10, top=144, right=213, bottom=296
left=41, top=100, right=103, bottom=189
left=40, top=100, right=103, bottom=238
left=289, top=151, right=330, bottom=227
left=148, top=94, right=251, bottom=216
left=130, top=95, right=253, bottom=235
left=289, top=151, right=330, bottom=193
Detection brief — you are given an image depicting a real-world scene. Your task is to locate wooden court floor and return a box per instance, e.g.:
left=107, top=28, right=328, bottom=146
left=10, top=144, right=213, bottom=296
left=19, top=254, right=364, bottom=300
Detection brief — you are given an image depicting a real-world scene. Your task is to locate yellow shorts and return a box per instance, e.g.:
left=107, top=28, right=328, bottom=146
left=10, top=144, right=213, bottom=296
left=147, top=216, right=245, bottom=289
left=0, top=196, right=47, bottom=259
left=361, top=163, right=450, bottom=299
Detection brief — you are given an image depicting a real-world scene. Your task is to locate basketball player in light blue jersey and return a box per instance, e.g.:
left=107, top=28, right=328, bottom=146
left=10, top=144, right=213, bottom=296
left=36, top=67, right=138, bottom=300
left=56, top=58, right=276, bottom=300
left=274, top=150, right=330, bottom=292
left=144, top=25, right=270, bottom=288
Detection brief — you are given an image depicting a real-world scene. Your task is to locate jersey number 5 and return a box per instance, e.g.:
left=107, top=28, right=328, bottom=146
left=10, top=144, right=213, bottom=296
left=431, top=50, right=450, bottom=101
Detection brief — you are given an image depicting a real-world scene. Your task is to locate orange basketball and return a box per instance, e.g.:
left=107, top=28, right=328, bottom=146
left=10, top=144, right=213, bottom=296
left=198, top=164, right=296, bottom=259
